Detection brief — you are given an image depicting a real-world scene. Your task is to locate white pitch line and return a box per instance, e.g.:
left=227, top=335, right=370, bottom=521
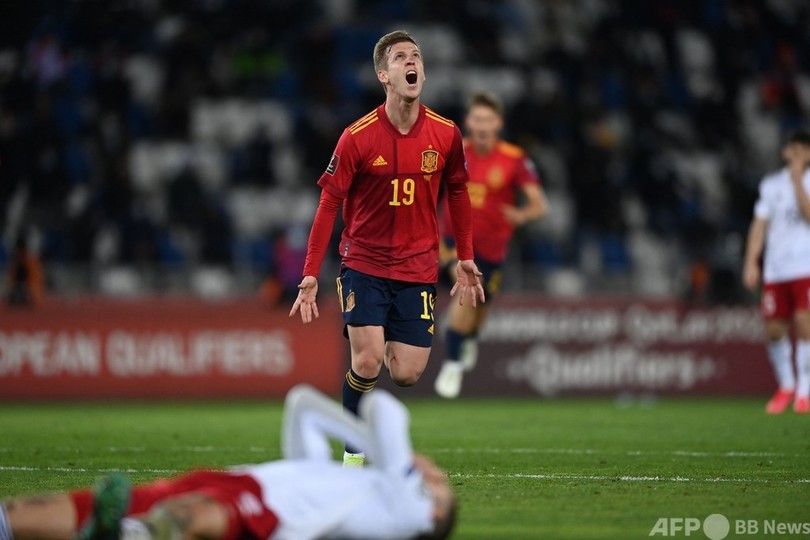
left=2, top=446, right=801, bottom=458
left=2, top=466, right=806, bottom=485
left=45, top=446, right=274, bottom=454
left=0, top=465, right=181, bottom=474
left=1, top=446, right=805, bottom=461
left=453, top=473, right=810, bottom=484
left=430, top=447, right=804, bottom=458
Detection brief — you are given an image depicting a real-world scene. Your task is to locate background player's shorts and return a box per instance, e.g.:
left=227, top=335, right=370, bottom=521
left=439, top=236, right=503, bottom=298
left=761, top=277, right=810, bottom=319
left=70, top=470, right=279, bottom=540
left=337, top=266, right=436, bottom=347
left=476, top=257, right=504, bottom=300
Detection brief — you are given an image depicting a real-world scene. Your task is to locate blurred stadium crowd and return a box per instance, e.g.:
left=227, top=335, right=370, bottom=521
left=0, top=0, right=808, bottom=302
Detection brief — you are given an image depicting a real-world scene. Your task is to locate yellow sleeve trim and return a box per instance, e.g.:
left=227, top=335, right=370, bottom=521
left=425, top=107, right=455, bottom=127
left=349, top=111, right=379, bottom=134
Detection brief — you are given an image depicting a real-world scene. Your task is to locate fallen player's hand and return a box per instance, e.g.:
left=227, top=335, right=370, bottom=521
left=451, top=259, right=485, bottom=307
left=289, top=276, right=319, bottom=324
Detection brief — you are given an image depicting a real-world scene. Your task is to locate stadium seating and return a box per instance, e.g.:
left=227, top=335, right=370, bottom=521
left=1, top=0, right=807, bottom=302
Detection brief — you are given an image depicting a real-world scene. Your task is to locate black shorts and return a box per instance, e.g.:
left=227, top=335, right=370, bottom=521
left=476, top=258, right=504, bottom=299
left=439, top=240, right=504, bottom=300
left=336, top=266, right=436, bottom=347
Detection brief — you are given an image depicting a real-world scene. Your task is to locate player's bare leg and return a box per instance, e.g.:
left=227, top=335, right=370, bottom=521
left=793, top=310, right=810, bottom=413
left=342, top=325, right=385, bottom=465
left=384, top=340, right=431, bottom=387
left=763, top=318, right=794, bottom=414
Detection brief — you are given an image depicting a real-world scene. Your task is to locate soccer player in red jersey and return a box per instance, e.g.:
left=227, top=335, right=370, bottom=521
left=434, top=91, right=547, bottom=399
left=289, top=30, right=485, bottom=465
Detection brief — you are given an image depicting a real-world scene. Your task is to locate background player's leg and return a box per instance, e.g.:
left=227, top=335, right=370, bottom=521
left=764, top=319, right=794, bottom=414
left=435, top=300, right=478, bottom=398
left=793, top=311, right=810, bottom=413
left=461, top=306, right=490, bottom=370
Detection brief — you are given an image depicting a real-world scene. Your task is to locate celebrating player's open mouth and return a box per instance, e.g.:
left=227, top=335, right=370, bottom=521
left=406, top=70, right=418, bottom=85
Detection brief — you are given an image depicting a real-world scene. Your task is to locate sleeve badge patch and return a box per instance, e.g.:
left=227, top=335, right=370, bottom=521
left=326, top=153, right=340, bottom=175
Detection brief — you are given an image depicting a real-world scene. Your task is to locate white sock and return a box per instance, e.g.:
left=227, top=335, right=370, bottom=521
left=795, top=340, right=810, bottom=398
left=0, top=504, right=13, bottom=540
left=767, top=336, right=795, bottom=390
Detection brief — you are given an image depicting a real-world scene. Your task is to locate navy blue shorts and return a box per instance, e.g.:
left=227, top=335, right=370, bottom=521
left=336, top=267, right=436, bottom=347
left=476, top=258, right=504, bottom=299
left=440, top=239, right=503, bottom=300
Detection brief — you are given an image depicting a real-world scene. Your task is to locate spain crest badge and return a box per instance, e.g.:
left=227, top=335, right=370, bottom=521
left=421, top=150, right=439, bottom=173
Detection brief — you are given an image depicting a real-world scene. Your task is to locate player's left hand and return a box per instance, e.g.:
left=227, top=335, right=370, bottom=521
left=451, top=259, right=485, bottom=307
left=289, top=275, right=319, bottom=324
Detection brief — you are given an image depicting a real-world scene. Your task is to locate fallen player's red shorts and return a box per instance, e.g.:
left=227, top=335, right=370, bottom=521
left=70, top=470, right=279, bottom=540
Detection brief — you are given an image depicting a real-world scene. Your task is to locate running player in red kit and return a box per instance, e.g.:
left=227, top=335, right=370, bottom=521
left=289, top=30, right=485, bottom=466
left=434, top=91, right=547, bottom=399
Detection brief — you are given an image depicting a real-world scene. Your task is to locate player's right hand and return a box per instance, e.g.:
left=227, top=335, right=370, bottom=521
left=289, top=275, right=319, bottom=324
left=742, top=262, right=760, bottom=291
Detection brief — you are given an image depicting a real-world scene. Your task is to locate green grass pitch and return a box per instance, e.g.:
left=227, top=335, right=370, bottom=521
left=1, top=396, right=808, bottom=539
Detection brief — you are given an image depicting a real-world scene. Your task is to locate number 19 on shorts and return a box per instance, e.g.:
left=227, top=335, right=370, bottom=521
left=420, top=290, right=435, bottom=321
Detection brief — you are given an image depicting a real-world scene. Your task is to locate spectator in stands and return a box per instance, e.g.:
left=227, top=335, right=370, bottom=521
left=1, top=0, right=808, bottom=298
left=4, top=235, right=45, bottom=307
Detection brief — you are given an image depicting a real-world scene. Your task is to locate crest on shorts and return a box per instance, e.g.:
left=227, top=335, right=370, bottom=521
left=421, top=150, right=439, bottom=173
left=345, top=291, right=355, bottom=312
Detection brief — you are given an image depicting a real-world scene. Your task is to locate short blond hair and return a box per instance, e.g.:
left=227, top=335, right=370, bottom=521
left=467, top=91, right=504, bottom=117
left=373, top=30, right=419, bottom=73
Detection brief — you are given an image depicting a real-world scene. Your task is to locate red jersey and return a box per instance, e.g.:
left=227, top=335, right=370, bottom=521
left=306, top=103, right=472, bottom=283
left=443, top=139, right=540, bottom=262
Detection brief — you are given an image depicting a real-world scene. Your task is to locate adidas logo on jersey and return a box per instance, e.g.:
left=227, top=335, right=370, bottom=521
left=372, top=155, right=388, bottom=166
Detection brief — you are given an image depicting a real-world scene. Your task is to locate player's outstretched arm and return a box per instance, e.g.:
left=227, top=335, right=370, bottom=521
left=282, top=384, right=414, bottom=473
left=788, top=148, right=810, bottom=221
left=451, top=259, right=485, bottom=307
left=289, top=275, right=319, bottom=324
left=282, top=384, right=374, bottom=461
